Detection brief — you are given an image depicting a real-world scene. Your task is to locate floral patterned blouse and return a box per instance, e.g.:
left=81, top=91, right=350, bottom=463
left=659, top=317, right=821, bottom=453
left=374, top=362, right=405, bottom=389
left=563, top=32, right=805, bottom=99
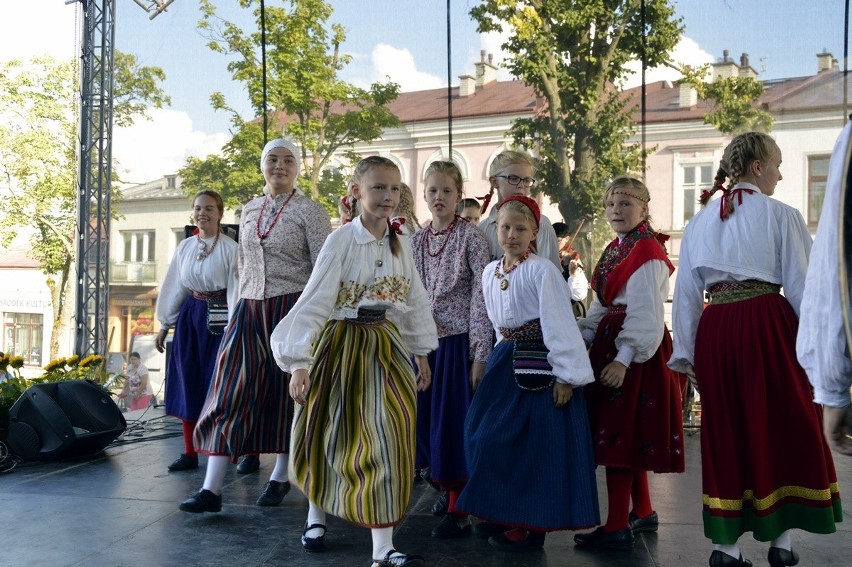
left=411, top=218, right=492, bottom=363
left=238, top=190, right=332, bottom=300
left=270, top=216, right=438, bottom=372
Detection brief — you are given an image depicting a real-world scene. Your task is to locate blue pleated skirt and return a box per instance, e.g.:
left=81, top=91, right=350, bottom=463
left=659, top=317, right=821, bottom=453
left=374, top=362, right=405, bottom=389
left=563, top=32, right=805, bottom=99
left=164, top=295, right=223, bottom=421
left=456, top=340, right=600, bottom=531
left=415, top=333, right=473, bottom=489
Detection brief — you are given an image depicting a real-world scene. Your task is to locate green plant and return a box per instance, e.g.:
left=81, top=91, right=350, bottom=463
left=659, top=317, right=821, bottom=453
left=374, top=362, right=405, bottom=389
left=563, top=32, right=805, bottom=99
left=0, top=353, right=28, bottom=428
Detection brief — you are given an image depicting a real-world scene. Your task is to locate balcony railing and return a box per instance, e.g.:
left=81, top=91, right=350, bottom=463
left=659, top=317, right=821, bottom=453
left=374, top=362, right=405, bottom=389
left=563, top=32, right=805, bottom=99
left=110, top=261, right=158, bottom=284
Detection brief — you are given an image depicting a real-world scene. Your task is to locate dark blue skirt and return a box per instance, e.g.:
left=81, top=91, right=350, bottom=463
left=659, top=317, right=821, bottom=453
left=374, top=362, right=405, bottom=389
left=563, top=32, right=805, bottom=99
left=456, top=340, right=600, bottom=531
left=415, top=333, right=473, bottom=489
left=165, top=295, right=224, bottom=421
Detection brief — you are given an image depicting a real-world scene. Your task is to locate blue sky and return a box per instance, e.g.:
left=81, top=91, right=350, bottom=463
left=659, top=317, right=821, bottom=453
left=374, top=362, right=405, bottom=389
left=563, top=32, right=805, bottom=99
left=2, top=1, right=849, bottom=183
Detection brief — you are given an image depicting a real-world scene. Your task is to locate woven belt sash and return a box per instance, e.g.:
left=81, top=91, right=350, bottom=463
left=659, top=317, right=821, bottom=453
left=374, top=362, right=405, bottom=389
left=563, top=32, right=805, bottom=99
left=345, top=307, right=387, bottom=325
left=499, top=318, right=543, bottom=341
left=707, top=280, right=781, bottom=304
left=192, top=289, right=227, bottom=301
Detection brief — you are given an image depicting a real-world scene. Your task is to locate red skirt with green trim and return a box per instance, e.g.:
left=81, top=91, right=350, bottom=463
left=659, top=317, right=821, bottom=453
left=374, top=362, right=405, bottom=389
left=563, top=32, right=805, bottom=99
left=695, top=293, right=841, bottom=544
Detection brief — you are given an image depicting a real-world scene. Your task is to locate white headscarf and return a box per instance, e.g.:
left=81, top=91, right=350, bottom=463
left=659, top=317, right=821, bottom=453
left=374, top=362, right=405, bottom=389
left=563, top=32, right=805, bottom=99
left=260, top=137, right=301, bottom=174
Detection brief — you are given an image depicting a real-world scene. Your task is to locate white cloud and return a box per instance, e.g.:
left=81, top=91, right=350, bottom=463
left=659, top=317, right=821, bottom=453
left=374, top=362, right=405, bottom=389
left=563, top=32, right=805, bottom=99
left=621, top=36, right=715, bottom=88
left=112, top=108, right=229, bottom=186
left=371, top=43, right=443, bottom=92
left=0, top=3, right=80, bottom=61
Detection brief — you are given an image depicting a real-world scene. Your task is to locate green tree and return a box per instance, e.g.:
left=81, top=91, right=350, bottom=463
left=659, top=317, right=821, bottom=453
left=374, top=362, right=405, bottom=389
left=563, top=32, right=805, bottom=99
left=470, top=0, right=682, bottom=248
left=679, top=65, right=774, bottom=135
left=0, top=54, right=169, bottom=359
left=181, top=0, right=400, bottom=212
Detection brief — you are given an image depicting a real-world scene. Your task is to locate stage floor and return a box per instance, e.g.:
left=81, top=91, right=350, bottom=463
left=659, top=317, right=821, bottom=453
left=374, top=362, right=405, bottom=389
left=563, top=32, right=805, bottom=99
left=1, top=406, right=850, bottom=567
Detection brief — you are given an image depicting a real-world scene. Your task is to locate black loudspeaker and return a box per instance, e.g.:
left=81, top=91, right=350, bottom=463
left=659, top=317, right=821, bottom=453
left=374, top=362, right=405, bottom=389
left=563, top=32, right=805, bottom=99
left=7, top=380, right=126, bottom=461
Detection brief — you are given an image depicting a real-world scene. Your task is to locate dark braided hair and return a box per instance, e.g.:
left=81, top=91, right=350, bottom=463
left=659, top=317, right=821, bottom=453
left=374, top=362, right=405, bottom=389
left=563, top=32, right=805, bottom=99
left=700, top=132, right=778, bottom=218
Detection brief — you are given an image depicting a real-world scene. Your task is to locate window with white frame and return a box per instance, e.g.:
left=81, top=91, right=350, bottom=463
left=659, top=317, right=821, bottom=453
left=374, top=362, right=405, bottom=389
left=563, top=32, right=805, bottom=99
left=807, top=155, right=830, bottom=226
left=682, top=163, right=713, bottom=226
left=121, top=230, right=156, bottom=262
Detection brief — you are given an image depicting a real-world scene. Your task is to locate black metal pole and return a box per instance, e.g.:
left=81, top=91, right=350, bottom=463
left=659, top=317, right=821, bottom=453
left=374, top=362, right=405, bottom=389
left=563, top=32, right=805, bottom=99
left=446, top=0, right=453, bottom=156
left=261, top=0, right=268, bottom=145
left=640, top=0, right=647, bottom=179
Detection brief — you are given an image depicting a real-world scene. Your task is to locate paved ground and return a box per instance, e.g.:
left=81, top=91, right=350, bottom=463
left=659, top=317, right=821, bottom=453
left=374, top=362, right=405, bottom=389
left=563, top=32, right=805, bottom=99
left=1, top=405, right=850, bottom=567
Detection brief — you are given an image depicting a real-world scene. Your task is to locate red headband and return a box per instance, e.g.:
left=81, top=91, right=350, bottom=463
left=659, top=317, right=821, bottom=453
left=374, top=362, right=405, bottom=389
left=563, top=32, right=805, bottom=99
left=498, top=195, right=540, bottom=228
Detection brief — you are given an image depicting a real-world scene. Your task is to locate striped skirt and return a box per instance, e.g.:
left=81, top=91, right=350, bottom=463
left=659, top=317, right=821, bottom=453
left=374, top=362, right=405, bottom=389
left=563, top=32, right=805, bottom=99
left=456, top=340, right=600, bottom=531
left=290, top=318, right=417, bottom=528
left=165, top=295, right=224, bottom=421
left=415, top=333, right=473, bottom=489
left=194, top=294, right=299, bottom=460
left=695, top=292, right=841, bottom=544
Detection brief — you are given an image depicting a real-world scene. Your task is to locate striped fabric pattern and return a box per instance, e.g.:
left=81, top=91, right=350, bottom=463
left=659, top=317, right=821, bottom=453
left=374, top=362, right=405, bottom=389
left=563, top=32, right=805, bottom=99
left=194, top=294, right=299, bottom=460
left=290, top=318, right=417, bottom=528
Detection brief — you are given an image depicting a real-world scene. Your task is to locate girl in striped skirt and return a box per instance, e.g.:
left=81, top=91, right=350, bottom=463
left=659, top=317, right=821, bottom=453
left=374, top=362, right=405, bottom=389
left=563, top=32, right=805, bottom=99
left=457, top=196, right=600, bottom=550
left=178, top=138, right=332, bottom=513
left=670, top=132, right=841, bottom=567
left=271, top=156, right=438, bottom=567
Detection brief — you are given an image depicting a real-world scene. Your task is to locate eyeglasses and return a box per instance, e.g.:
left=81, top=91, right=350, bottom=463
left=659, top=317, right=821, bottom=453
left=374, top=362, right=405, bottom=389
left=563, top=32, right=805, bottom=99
left=495, top=174, right=536, bottom=187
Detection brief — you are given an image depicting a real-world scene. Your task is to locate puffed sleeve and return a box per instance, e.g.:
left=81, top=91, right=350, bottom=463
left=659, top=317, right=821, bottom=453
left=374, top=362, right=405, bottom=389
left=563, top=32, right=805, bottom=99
left=393, top=238, right=438, bottom=356
left=578, top=296, right=608, bottom=345
left=224, top=239, right=240, bottom=322
left=778, top=208, right=812, bottom=317
left=466, top=228, right=493, bottom=362
left=537, top=215, right=563, bottom=270
left=669, top=234, right=704, bottom=374
left=155, top=242, right=190, bottom=329
left=539, top=262, right=595, bottom=387
left=303, top=200, right=333, bottom=265
left=613, top=260, right=669, bottom=366
left=270, top=238, right=342, bottom=373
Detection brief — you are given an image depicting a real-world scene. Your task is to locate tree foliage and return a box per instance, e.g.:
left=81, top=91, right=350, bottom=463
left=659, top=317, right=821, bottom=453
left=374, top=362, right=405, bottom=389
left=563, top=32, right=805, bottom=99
left=679, top=65, right=774, bottom=135
left=470, top=0, right=682, bottom=233
left=0, top=54, right=169, bottom=358
left=181, top=0, right=401, bottom=211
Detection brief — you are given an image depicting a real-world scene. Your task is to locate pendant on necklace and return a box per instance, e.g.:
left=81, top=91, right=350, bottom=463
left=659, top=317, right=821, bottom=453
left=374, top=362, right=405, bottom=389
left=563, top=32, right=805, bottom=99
left=500, top=279, right=509, bottom=291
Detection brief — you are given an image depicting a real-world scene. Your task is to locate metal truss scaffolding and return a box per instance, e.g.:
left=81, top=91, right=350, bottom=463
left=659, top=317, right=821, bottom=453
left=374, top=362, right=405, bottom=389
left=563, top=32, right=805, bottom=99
left=74, top=0, right=116, bottom=356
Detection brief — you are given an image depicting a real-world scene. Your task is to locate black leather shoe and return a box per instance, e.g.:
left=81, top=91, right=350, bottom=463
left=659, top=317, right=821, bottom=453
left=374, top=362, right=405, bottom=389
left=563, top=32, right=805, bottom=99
left=431, top=514, right=471, bottom=538
left=574, top=527, right=634, bottom=550
left=371, top=549, right=424, bottom=566
left=256, top=480, right=290, bottom=506
left=179, top=489, right=221, bottom=513
left=167, top=453, right=198, bottom=472
left=472, top=521, right=509, bottom=539
left=300, top=522, right=326, bottom=553
left=236, top=454, right=260, bottom=474
left=430, top=492, right=449, bottom=516
left=629, top=510, right=659, bottom=533
left=709, top=550, right=752, bottom=566
left=488, top=530, right=546, bottom=551
left=768, top=547, right=799, bottom=567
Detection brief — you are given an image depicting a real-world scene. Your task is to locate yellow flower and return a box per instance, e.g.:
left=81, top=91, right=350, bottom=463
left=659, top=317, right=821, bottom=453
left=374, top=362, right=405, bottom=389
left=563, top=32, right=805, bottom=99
left=79, top=354, right=102, bottom=368
left=0, top=352, right=9, bottom=367
left=44, top=358, right=66, bottom=372
left=9, top=356, right=24, bottom=369
left=66, top=354, right=80, bottom=367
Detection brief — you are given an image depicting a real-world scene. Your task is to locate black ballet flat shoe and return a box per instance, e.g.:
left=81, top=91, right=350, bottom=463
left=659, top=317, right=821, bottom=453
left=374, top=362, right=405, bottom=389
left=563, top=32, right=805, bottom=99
left=709, top=550, right=752, bottom=566
left=488, top=530, right=546, bottom=551
left=472, top=521, right=510, bottom=539
left=431, top=514, right=471, bottom=538
left=430, top=492, right=449, bottom=516
left=256, top=480, right=290, bottom=506
left=300, top=522, right=326, bottom=553
left=167, top=453, right=198, bottom=472
left=236, top=454, right=260, bottom=474
left=628, top=510, right=659, bottom=533
left=179, top=489, right=222, bottom=513
left=371, top=549, right=424, bottom=566
left=573, top=526, right=634, bottom=550
left=768, top=547, right=799, bottom=567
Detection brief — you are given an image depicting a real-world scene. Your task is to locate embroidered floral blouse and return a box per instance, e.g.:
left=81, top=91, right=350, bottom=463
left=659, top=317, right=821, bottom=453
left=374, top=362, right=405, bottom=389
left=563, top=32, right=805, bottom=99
left=271, top=216, right=439, bottom=372
left=411, top=218, right=492, bottom=363
left=482, top=255, right=594, bottom=387
left=155, top=233, right=240, bottom=328
left=238, top=190, right=332, bottom=300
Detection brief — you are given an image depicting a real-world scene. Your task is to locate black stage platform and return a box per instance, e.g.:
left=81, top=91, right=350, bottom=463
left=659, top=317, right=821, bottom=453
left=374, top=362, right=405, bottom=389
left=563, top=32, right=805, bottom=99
left=1, top=406, right=850, bottom=567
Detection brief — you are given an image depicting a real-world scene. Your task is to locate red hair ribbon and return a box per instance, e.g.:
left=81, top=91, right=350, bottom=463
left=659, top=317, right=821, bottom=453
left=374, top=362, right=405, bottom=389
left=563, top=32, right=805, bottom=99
left=498, top=195, right=541, bottom=228
left=477, top=192, right=493, bottom=215
left=719, top=187, right=755, bottom=220
left=389, top=217, right=406, bottom=235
